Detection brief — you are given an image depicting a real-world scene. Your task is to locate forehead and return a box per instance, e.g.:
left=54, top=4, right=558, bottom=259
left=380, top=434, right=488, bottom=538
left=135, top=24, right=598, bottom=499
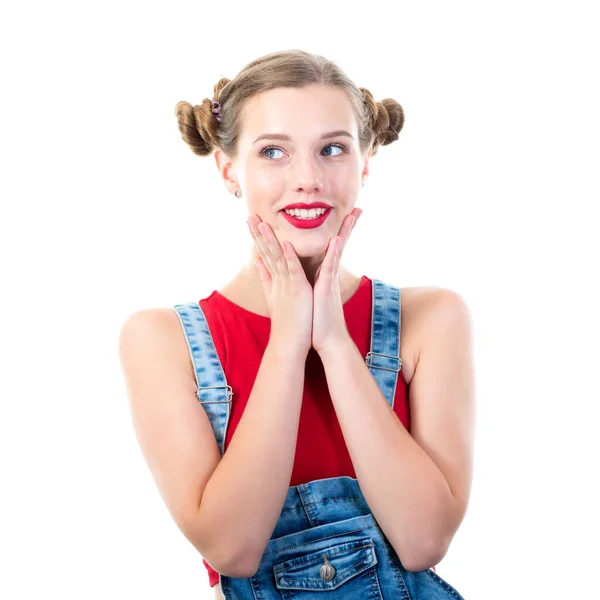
left=239, top=85, right=357, bottom=141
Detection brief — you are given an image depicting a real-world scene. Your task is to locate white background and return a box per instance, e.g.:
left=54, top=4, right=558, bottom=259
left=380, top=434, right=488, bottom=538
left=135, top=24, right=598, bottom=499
left=1, top=1, right=598, bottom=598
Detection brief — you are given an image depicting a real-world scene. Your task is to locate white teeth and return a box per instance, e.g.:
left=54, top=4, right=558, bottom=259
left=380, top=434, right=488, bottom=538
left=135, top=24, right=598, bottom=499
left=284, top=207, right=328, bottom=219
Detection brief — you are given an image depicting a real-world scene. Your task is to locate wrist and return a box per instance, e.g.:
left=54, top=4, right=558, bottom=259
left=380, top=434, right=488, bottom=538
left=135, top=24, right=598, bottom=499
left=314, top=332, right=354, bottom=360
left=267, top=337, right=311, bottom=362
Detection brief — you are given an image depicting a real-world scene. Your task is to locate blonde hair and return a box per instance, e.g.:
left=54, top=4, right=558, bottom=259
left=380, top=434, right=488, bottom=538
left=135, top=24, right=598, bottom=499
left=175, top=49, right=405, bottom=160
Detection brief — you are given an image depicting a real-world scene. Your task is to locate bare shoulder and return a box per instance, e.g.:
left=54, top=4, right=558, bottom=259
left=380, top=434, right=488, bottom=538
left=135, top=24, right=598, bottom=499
left=400, top=286, right=469, bottom=384
left=119, top=306, right=184, bottom=335
left=118, top=307, right=196, bottom=381
left=402, top=285, right=466, bottom=316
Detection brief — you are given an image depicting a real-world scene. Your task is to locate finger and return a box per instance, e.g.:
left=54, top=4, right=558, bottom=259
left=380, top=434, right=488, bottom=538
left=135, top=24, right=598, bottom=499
left=335, top=213, right=358, bottom=272
left=338, top=214, right=355, bottom=238
left=281, top=240, right=305, bottom=279
left=248, top=218, right=277, bottom=275
left=257, top=221, right=288, bottom=278
left=247, top=221, right=270, bottom=273
left=256, top=222, right=279, bottom=276
left=337, top=214, right=357, bottom=252
left=333, top=235, right=343, bottom=275
left=347, top=215, right=357, bottom=236
left=254, top=255, right=272, bottom=293
left=323, top=235, right=340, bottom=277
left=336, top=215, right=355, bottom=259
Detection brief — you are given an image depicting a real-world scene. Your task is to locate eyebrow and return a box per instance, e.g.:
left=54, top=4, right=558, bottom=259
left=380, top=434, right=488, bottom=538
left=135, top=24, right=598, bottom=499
left=252, top=130, right=355, bottom=145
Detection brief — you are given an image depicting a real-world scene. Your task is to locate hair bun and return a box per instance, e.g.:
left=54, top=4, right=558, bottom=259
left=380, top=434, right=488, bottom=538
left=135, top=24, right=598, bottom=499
left=360, top=88, right=405, bottom=155
left=376, top=98, right=405, bottom=145
left=174, top=99, right=217, bottom=156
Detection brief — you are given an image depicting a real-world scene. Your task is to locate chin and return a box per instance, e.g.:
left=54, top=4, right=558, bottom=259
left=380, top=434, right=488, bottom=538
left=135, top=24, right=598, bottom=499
left=289, top=239, right=329, bottom=259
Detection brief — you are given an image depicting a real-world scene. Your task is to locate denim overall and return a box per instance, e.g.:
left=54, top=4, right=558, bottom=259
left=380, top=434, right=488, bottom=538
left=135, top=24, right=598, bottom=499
left=173, top=279, right=466, bottom=599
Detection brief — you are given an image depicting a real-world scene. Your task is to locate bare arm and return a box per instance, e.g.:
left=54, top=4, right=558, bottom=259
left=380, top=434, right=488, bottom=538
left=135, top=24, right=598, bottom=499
left=197, top=340, right=308, bottom=577
left=316, top=290, right=475, bottom=571
left=118, top=308, right=308, bottom=579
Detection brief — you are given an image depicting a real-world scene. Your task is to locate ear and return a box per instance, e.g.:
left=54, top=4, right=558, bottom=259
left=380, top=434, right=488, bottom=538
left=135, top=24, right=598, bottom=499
left=214, top=149, right=240, bottom=195
left=361, top=148, right=371, bottom=187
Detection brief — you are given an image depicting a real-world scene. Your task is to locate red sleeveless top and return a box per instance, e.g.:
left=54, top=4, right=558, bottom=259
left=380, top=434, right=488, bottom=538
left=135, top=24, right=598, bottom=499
left=197, top=275, right=412, bottom=587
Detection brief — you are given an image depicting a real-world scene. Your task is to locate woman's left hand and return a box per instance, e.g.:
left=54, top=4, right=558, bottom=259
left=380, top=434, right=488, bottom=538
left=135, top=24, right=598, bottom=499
left=312, top=207, right=363, bottom=354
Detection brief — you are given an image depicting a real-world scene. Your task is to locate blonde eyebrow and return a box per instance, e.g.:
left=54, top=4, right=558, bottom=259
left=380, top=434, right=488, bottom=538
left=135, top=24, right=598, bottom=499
left=252, top=130, right=355, bottom=144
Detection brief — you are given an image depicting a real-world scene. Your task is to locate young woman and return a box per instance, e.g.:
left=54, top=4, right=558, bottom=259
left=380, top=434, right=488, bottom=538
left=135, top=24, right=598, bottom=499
left=119, top=49, right=475, bottom=600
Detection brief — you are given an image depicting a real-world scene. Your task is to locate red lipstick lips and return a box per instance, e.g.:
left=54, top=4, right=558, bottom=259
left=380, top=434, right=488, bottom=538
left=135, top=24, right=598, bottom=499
left=280, top=204, right=332, bottom=229
left=282, top=202, right=331, bottom=211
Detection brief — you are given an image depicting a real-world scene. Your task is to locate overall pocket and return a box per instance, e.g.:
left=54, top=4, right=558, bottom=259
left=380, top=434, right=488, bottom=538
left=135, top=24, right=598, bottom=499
left=272, top=537, right=383, bottom=599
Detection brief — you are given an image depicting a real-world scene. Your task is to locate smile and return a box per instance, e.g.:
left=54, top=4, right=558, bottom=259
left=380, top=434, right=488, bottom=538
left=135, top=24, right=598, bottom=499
left=280, top=208, right=332, bottom=229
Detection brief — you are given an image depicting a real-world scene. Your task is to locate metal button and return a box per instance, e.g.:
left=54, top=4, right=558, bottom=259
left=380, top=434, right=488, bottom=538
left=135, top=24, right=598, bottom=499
left=320, top=554, right=336, bottom=581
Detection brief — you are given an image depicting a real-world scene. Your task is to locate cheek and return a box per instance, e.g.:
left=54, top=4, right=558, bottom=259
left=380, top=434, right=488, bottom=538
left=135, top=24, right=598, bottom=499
left=244, top=165, right=285, bottom=212
left=242, top=168, right=281, bottom=200
left=249, top=161, right=286, bottom=187
left=256, top=167, right=280, bottom=189
left=327, top=167, right=361, bottom=196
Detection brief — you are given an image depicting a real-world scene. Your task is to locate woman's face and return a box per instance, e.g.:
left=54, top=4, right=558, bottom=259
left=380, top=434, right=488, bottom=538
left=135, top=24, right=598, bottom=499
left=222, top=84, right=370, bottom=258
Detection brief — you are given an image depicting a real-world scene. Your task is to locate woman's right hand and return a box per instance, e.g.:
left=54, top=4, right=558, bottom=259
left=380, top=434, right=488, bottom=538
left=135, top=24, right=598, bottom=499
left=247, top=215, right=313, bottom=355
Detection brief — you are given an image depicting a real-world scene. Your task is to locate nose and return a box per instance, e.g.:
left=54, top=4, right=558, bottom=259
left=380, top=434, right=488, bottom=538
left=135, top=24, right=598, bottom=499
left=290, top=150, right=324, bottom=195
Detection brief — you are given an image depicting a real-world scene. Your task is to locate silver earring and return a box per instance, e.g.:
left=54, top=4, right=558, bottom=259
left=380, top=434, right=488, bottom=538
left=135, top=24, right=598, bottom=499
left=234, top=190, right=242, bottom=198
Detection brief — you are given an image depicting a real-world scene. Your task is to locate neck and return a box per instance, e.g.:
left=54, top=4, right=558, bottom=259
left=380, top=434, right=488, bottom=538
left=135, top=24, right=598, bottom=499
left=242, top=245, right=355, bottom=295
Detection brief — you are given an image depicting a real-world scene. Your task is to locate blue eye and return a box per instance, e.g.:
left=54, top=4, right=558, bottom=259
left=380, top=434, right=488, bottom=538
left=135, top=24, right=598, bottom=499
left=259, top=143, right=346, bottom=159
left=322, top=144, right=345, bottom=157
left=261, top=146, right=285, bottom=159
